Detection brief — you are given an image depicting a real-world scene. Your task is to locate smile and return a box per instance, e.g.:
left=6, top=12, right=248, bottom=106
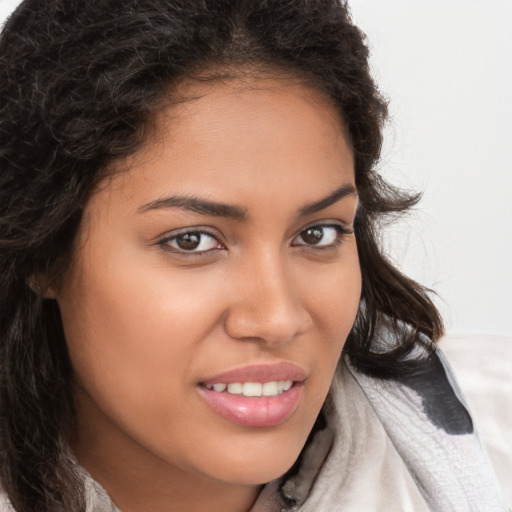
left=198, top=363, right=306, bottom=427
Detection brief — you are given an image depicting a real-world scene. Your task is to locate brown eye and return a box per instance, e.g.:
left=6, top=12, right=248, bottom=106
left=176, top=232, right=201, bottom=250
left=161, top=230, right=221, bottom=253
left=301, top=227, right=324, bottom=245
left=293, top=224, right=346, bottom=248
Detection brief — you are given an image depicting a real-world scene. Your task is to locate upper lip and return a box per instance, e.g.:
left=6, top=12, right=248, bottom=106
left=200, top=362, right=307, bottom=386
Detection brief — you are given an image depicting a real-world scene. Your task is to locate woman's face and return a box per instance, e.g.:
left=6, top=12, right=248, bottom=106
left=56, top=77, right=361, bottom=494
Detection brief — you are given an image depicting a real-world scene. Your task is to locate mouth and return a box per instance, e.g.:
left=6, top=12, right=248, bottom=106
left=197, top=363, right=306, bottom=427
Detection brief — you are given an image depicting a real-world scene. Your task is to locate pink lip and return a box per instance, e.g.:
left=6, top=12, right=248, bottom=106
left=198, top=363, right=306, bottom=427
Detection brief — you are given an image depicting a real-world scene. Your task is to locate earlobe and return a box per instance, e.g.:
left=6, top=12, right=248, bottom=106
left=26, top=274, right=58, bottom=299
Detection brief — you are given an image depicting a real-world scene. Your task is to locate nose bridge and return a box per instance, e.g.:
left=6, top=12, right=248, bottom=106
left=250, top=248, right=292, bottom=310
left=225, top=246, right=310, bottom=344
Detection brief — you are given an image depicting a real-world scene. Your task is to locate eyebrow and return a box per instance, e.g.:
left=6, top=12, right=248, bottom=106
left=297, top=183, right=357, bottom=217
left=138, top=195, right=247, bottom=220
left=138, top=183, right=357, bottom=220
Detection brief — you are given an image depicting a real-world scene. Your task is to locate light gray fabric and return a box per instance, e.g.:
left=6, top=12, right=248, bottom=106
left=254, top=335, right=511, bottom=512
left=345, top=350, right=507, bottom=511
left=438, top=335, right=512, bottom=505
left=268, top=359, right=430, bottom=512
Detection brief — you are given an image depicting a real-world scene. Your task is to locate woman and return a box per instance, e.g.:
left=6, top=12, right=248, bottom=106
left=0, top=1, right=508, bottom=511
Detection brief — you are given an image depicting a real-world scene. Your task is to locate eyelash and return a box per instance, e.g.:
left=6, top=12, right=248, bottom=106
left=157, top=223, right=353, bottom=256
left=291, top=224, right=352, bottom=249
left=158, top=228, right=222, bottom=255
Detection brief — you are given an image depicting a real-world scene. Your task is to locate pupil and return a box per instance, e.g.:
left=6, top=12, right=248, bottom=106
left=302, top=227, right=323, bottom=244
left=177, top=232, right=201, bottom=250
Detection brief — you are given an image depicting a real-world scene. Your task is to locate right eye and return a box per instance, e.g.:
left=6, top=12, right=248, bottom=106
left=159, top=230, right=223, bottom=254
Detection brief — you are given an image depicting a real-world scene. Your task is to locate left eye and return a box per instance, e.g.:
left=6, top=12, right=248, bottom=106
left=160, top=231, right=221, bottom=253
left=293, top=225, right=344, bottom=247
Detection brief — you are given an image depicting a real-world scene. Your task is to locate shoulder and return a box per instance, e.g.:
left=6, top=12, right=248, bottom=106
left=438, top=334, right=512, bottom=504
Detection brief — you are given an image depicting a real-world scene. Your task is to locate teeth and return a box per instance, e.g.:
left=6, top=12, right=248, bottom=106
left=207, top=380, right=293, bottom=397
left=227, top=383, right=243, bottom=394
left=262, top=381, right=278, bottom=396
left=243, top=382, right=262, bottom=397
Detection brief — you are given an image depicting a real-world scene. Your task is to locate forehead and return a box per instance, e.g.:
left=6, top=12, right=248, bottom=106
left=94, top=76, right=354, bottom=216
left=157, top=74, right=349, bottom=150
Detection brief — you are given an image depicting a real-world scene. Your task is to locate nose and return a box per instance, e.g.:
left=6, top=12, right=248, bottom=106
left=224, top=250, right=312, bottom=346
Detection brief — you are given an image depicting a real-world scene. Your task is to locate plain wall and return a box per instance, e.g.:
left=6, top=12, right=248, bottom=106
left=349, top=0, right=512, bottom=336
left=1, top=0, right=511, bottom=336
left=0, top=0, right=17, bottom=24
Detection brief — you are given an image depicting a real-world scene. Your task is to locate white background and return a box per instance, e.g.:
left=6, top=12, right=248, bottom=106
left=0, top=0, right=17, bottom=24
left=348, top=0, right=512, bottom=336
left=1, top=0, right=511, bottom=336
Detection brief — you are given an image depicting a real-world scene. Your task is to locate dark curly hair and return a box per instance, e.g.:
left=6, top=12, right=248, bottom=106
left=0, top=0, right=443, bottom=510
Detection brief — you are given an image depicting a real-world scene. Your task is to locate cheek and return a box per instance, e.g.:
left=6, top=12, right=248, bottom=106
left=60, top=259, right=224, bottom=384
left=294, top=241, right=361, bottom=402
left=58, top=257, right=234, bottom=470
left=306, top=242, right=361, bottom=340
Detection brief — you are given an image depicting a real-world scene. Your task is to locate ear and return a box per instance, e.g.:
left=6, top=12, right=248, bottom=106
left=26, top=274, right=58, bottom=299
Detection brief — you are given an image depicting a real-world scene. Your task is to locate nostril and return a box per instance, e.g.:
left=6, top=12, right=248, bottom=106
left=224, top=258, right=312, bottom=343
left=223, top=300, right=311, bottom=345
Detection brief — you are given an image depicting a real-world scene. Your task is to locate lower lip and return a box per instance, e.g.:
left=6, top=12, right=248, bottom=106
left=198, top=383, right=303, bottom=427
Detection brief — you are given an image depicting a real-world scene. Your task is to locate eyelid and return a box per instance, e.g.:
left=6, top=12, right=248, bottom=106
left=155, top=220, right=353, bottom=256
left=296, top=220, right=354, bottom=236
left=291, top=221, right=354, bottom=248
left=157, top=227, right=225, bottom=255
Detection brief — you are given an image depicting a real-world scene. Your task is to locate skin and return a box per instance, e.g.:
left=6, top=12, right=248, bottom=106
left=55, top=76, right=361, bottom=512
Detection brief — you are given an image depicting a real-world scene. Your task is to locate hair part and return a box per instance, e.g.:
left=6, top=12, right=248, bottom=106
left=0, top=1, right=442, bottom=510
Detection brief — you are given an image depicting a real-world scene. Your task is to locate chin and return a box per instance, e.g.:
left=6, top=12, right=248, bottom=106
left=197, top=431, right=307, bottom=486
left=215, top=458, right=296, bottom=486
